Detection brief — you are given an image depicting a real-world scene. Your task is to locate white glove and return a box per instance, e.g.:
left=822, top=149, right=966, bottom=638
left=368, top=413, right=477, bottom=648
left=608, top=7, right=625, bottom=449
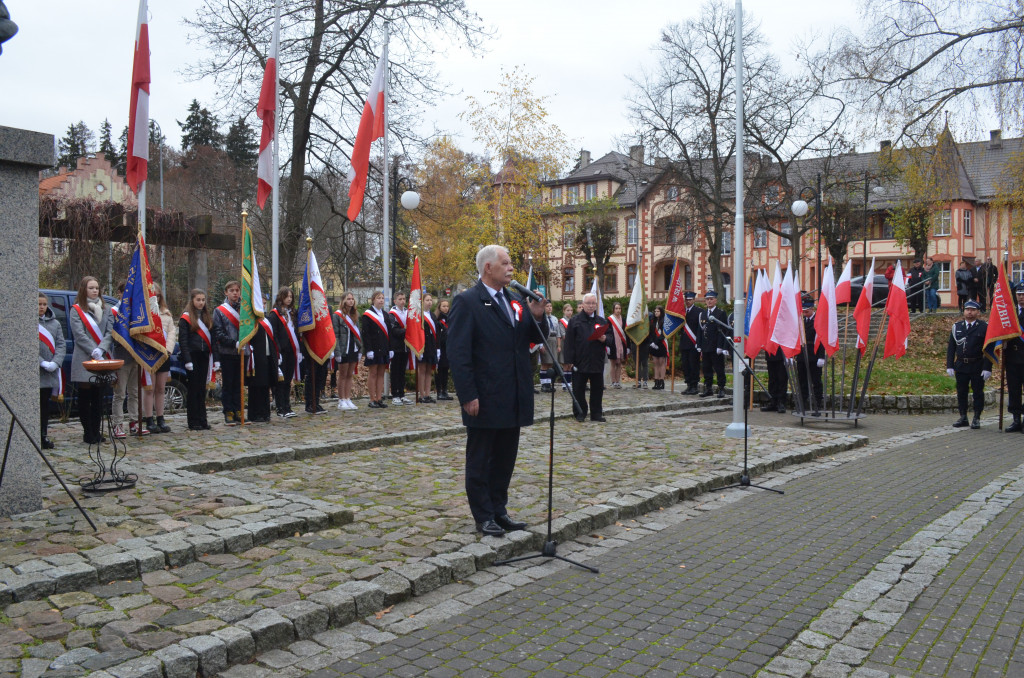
left=982, top=370, right=992, bottom=380
left=947, top=368, right=955, bottom=378
left=718, top=348, right=727, bottom=355
left=185, top=362, right=194, bottom=372
left=786, top=358, right=795, bottom=366
left=696, top=348, right=702, bottom=353
left=605, top=346, right=610, bottom=355
left=357, top=353, right=363, bottom=362
left=91, top=348, right=104, bottom=360
left=235, top=341, right=240, bottom=350
left=367, top=351, right=375, bottom=360
left=214, top=362, right=221, bottom=371
left=389, top=350, right=395, bottom=360
left=650, top=343, right=658, bottom=349
left=436, top=349, right=441, bottom=360
left=278, top=356, right=283, bottom=365
left=278, top=369, right=285, bottom=378
left=40, top=361, right=58, bottom=372
left=816, top=358, right=826, bottom=368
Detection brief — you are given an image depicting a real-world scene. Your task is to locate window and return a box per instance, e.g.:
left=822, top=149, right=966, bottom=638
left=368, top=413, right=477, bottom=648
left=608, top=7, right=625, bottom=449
left=754, top=227, right=767, bottom=248
left=585, top=183, right=597, bottom=200
left=550, top=187, right=562, bottom=206
left=764, top=185, right=781, bottom=207
left=654, top=221, right=681, bottom=245
left=963, top=209, right=972, bottom=236
left=563, top=228, right=575, bottom=250
left=881, top=216, right=895, bottom=239
left=935, top=209, right=952, bottom=236
left=667, top=186, right=679, bottom=201
left=563, top=268, right=575, bottom=293
left=52, top=239, right=66, bottom=255
left=627, top=218, right=638, bottom=245
left=780, top=222, right=791, bottom=247
left=627, top=264, right=637, bottom=290
left=683, top=263, right=693, bottom=290
left=604, top=266, right=617, bottom=293
left=1012, top=261, right=1024, bottom=282
left=938, top=262, right=951, bottom=291
left=663, top=265, right=674, bottom=291
left=326, top=278, right=335, bottom=291
left=721, top=231, right=732, bottom=255
left=609, top=223, right=618, bottom=248
left=567, top=186, right=579, bottom=205
left=585, top=267, right=596, bottom=291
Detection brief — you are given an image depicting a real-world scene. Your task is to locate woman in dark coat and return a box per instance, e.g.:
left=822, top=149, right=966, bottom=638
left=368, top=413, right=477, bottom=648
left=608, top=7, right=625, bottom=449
left=955, top=261, right=975, bottom=312
left=69, top=276, right=113, bottom=444
left=268, top=287, right=300, bottom=417
left=435, top=299, right=453, bottom=400
left=417, top=294, right=439, bottom=403
left=646, top=306, right=669, bottom=390
left=332, top=292, right=362, bottom=411
left=360, top=291, right=391, bottom=408
left=38, top=293, right=66, bottom=449
left=178, top=289, right=213, bottom=430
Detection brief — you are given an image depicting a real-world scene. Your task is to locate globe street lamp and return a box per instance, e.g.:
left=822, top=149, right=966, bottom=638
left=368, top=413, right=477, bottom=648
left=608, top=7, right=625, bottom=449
left=861, top=172, right=886, bottom=278
left=390, top=166, right=420, bottom=296
left=790, top=174, right=821, bottom=291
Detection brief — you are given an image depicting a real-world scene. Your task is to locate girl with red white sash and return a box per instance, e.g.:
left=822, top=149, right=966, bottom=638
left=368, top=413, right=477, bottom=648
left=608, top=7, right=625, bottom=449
left=39, top=293, right=66, bottom=449
left=647, top=306, right=669, bottom=390
left=360, top=291, right=390, bottom=408
left=268, top=287, right=301, bottom=417
left=179, top=289, right=213, bottom=430
left=435, top=298, right=454, bottom=401
left=212, top=281, right=243, bottom=425
left=332, top=292, right=362, bottom=411
left=69, top=276, right=113, bottom=444
left=608, top=302, right=630, bottom=389
left=558, top=303, right=573, bottom=390
left=417, top=294, right=439, bottom=403
left=142, top=284, right=177, bottom=433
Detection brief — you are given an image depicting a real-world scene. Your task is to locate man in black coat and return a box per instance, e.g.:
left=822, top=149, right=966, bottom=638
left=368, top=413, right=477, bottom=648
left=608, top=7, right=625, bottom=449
left=448, top=245, right=545, bottom=538
left=564, top=292, right=611, bottom=422
left=698, top=290, right=730, bottom=398
left=680, top=292, right=701, bottom=395
left=907, top=259, right=926, bottom=314
left=946, top=300, right=993, bottom=429
left=1002, top=283, right=1024, bottom=432
left=761, top=346, right=789, bottom=413
left=797, top=298, right=826, bottom=413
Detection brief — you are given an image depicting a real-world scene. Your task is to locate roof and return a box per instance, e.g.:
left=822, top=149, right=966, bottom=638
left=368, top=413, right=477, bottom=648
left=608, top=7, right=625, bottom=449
left=545, top=151, right=665, bottom=212
left=38, top=169, right=71, bottom=196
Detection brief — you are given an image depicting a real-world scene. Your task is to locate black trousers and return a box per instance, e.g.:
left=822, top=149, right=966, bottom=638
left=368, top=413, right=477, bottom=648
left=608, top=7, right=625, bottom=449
left=766, top=359, right=788, bottom=405
left=276, top=351, right=296, bottom=413
left=681, top=348, right=699, bottom=387
left=797, top=359, right=824, bottom=408
left=220, top=357, right=241, bottom=415
left=390, top=352, right=407, bottom=397
left=76, top=383, right=105, bottom=443
left=1008, top=362, right=1024, bottom=416
left=955, top=368, right=986, bottom=416
left=701, top=351, right=726, bottom=389
left=304, top=359, right=328, bottom=410
left=247, top=355, right=275, bottom=421
left=636, top=343, right=649, bottom=381
left=572, top=371, right=604, bottom=420
left=186, top=352, right=210, bottom=428
left=40, top=388, right=51, bottom=442
left=437, top=363, right=450, bottom=394
left=909, top=289, right=924, bottom=313
left=465, top=426, right=520, bottom=524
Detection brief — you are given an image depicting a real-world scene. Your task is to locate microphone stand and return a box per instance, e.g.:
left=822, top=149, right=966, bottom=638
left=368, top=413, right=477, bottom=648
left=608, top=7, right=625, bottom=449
left=494, top=304, right=598, bottom=574
left=706, top=315, right=784, bottom=496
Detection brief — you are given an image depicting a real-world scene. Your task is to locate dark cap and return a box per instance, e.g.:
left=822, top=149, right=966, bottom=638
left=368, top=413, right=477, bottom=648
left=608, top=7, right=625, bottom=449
left=704, top=290, right=718, bottom=298
left=684, top=291, right=696, bottom=299
left=964, top=300, right=981, bottom=310
left=802, top=298, right=815, bottom=309
left=1015, top=280, right=1024, bottom=293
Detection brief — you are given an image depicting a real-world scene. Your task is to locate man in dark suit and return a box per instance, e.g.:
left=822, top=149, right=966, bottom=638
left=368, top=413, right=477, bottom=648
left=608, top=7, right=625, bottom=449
left=1003, top=283, right=1024, bottom=433
left=680, top=292, right=701, bottom=395
left=564, top=292, right=611, bottom=422
left=698, top=290, right=730, bottom=398
left=797, top=298, right=826, bottom=413
left=946, top=300, right=993, bottom=429
left=448, top=245, right=545, bottom=538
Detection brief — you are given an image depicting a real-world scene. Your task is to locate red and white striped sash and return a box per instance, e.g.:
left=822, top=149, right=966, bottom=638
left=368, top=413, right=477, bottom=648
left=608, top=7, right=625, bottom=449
left=559, top=317, right=569, bottom=330
left=389, top=308, right=407, bottom=329
left=609, top=315, right=627, bottom=346
left=423, top=312, right=436, bottom=339
left=364, top=308, right=389, bottom=337
left=39, top=323, right=63, bottom=397
left=273, top=309, right=302, bottom=380
left=216, top=303, right=240, bottom=328
left=72, top=303, right=103, bottom=346
left=182, top=311, right=215, bottom=384
left=336, top=310, right=362, bottom=343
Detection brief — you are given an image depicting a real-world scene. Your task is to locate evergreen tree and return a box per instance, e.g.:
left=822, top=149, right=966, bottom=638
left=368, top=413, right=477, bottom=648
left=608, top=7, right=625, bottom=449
left=178, top=99, right=223, bottom=152
left=225, top=116, right=258, bottom=168
left=55, top=121, right=94, bottom=170
left=116, top=125, right=129, bottom=176
left=97, top=118, right=121, bottom=170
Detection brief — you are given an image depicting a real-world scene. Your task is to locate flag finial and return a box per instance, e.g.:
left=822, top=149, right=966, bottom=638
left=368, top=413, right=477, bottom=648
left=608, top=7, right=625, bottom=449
left=306, top=237, right=313, bottom=250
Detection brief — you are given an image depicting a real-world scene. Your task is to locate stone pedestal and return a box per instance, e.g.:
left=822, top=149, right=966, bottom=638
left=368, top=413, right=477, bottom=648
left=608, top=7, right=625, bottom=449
left=0, top=125, right=53, bottom=516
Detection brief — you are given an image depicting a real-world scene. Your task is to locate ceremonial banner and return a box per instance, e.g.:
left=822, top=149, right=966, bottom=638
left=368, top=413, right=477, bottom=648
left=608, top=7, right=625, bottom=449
left=112, top=232, right=168, bottom=374
left=663, top=259, right=686, bottom=338
left=854, top=257, right=876, bottom=355
left=764, top=264, right=783, bottom=354
left=815, top=257, right=840, bottom=356
left=239, top=223, right=265, bottom=348
left=625, top=268, right=649, bottom=345
left=884, top=260, right=911, bottom=359
left=589, top=276, right=605, bottom=318
left=406, top=256, right=425, bottom=358
left=297, top=247, right=336, bottom=364
left=745, top=269, right=770, bottom=359
left=771, top=267, right=801, bottom=358
left=983, top=263, right=1024, bottom=364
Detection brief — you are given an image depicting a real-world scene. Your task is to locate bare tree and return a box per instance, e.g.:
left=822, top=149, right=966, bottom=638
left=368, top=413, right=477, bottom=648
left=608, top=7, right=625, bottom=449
left=185, top=0, right=488, bottom=281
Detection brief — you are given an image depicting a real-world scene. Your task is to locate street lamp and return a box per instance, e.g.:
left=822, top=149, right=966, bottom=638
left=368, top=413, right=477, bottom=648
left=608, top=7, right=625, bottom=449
left=390, top=163, right=420, bottom=297
left=790, top=174, right=821, bottom=290
left=861, top=172, right=886, bottom=278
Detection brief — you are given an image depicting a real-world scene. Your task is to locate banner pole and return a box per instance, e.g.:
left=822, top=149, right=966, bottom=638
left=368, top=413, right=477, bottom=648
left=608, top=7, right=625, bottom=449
left=1000, top=357, right=1006, bottom=431
left=239, top=353, right=245, bottom=426
left=670, top=334, right=677, bottom=393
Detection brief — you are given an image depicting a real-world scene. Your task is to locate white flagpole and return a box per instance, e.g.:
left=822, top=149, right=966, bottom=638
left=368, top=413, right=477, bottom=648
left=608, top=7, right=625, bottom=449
left=271, top=0, right=281, bottom=296
left=139, top=180, right=146, bottom=239
left=382, top=26, right=391, bottom=302
left=726, top=0, right=747, bottom=438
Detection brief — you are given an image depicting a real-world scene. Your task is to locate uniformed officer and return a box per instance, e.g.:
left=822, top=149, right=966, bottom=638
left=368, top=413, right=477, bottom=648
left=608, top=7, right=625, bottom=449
left=698, top=290, right=730, bottom=398
left=946, top=300, right=993, bottom=429
left=797, top=297, right=826, bottom=413
left=680, top=291, right=701, bottom=395
left=1004, top=281, right=1024, bottom=433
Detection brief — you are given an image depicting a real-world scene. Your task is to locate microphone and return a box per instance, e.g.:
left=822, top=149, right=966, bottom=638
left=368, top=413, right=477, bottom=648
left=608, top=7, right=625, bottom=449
left=509, top=280, right=543, bottom=303
left=707, top=314, right=734, bottom=332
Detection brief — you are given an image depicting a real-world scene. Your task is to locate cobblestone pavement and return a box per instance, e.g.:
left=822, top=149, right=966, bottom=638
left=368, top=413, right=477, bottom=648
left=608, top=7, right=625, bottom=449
left=0, top=389, right=865, bottom=677
left=305, top=414, right=1024, bottom=678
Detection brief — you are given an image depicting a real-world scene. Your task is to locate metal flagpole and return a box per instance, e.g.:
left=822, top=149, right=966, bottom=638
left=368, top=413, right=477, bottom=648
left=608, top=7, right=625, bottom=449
left=381, top=26, right=391, bottom=303
left=726, top=0, right=747, bottom=438
left=670, top=334, right=676, bottom=393
left=271, top=0, right=281, bottom=296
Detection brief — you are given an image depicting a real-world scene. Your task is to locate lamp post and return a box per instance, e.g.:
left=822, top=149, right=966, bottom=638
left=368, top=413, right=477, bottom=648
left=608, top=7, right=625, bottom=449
left=861, top=172, right=886, bottom=278
left=390, top=162, right=420, bottom=298
left=790, top=173, right=821, bottom=290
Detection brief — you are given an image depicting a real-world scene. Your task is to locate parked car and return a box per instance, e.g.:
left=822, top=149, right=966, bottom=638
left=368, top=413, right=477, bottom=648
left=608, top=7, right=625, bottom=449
left=844, top=275, right=889, bottom=307
left=40, top=289, right=187, bottom=415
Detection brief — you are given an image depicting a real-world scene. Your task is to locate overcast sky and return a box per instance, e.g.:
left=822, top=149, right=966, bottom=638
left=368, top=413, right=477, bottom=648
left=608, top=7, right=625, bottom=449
left=1, top=0, right=864, bottom=159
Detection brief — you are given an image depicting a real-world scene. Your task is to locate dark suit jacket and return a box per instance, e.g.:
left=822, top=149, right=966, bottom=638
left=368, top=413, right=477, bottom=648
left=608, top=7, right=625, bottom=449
left=448, top=280, right=544, bottom=429
left=699, top=307, right=731, bottom=352
left=564, top=312, right=611, bottom=373
left=946, top=320, right=993, bottom=373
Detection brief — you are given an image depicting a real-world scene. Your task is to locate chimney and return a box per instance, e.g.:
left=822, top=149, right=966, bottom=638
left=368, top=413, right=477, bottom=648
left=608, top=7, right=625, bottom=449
left=579, top=150, right=591, bottom=169
left=879, top=140, right=891, bottom=151
left=629, top=145, right=645, bottom=167
left=654, top=156, right=669, bottom=168
left=990, top=129, right=1003, bottom=148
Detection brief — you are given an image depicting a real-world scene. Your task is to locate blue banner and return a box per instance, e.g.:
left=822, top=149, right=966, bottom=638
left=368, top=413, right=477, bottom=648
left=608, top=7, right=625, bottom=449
left=111, top=233, right=168, bottom=372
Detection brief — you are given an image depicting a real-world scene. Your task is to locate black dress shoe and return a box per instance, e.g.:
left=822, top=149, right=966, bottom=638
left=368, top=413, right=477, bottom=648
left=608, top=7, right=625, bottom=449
left=952, top=417, right=969, bottom=428
left=41, top=438, right=55, bottom=450
left=591, top=416, right=607, bottom=422
left=476, top=520, right=505, bottom=537
left=776, top=403, right=787, bottom=414
left=760, top=404, right=775, bottom=412
left=1006, top=420, right=1022, bottom=433
left=971, top=417, right=981, bottom=429
left=699, top=389, right=714, bottom=398
left=494, top=514, right=527, bottom=531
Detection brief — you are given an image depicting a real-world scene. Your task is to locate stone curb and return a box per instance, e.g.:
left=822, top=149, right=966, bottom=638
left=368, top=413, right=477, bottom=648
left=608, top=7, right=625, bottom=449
left=89, top=433, right=868, bottom=678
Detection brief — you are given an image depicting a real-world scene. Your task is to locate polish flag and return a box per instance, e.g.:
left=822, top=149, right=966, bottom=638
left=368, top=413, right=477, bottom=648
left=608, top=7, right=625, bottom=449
left=347, top=46, right=387, bottom=221
left=884, top=260, right=911, bottom=359
left=764, top=264, right=784, bottom=354
left=854, top=258, right=876, bottom=355
left=835, top=259, right=853, bottom=305
left=256, top=4, right=279, bottom=209
left=771, top=267, right=802, bottom=358
left=815, top=258, right=840, bottom=356
left=296, top=248, right=337, bottom=365
left=126, top=0, right=150, bottom=194
left=745, top=269, right=769, bottom=359
left=405, top=257, right=425, bottom=358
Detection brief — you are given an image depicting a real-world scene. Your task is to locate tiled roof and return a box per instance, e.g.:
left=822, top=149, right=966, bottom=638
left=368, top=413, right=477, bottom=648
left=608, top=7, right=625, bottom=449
left=38, top=170, right=70, bottom=196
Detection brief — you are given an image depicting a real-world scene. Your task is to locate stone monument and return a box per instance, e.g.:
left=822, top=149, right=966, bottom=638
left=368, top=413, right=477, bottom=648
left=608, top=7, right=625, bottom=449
left=0, top=125, right=53, bottom=516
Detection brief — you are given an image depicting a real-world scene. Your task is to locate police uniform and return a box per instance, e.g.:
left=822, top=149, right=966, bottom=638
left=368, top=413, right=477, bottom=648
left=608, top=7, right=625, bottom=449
left=946, top=300, right=993, bottom=428
left=680, top=292, right=702, bottom=394
left=1004, top=282, right=1024, bottom=432
left=698, top=290, right=730, bottom=397
left=797, top=300, right=826, bottom=411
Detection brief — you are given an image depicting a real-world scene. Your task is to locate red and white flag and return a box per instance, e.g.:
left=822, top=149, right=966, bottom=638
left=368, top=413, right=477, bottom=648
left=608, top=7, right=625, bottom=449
left=771, top=266, right=802, bottom=358
left=346, top=46, right=387, bottom=221
left=745, top=269, right=769, bottom=359
left=296, top=248, right=336, bottom=365
left=126, top=0, right=150, bottom=194
left=764, top=264, right=784, bottom=355
left=405, top=257, right=425, bottom=358
left=256, top=2, right=279, bottom=209
left=835, top=259, right=853, bottom=305
left=854, top=258, right=875, bottom=355
left=815, top=258, right=840, bottom=356
left=884, top=260, right=911, bottom=359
